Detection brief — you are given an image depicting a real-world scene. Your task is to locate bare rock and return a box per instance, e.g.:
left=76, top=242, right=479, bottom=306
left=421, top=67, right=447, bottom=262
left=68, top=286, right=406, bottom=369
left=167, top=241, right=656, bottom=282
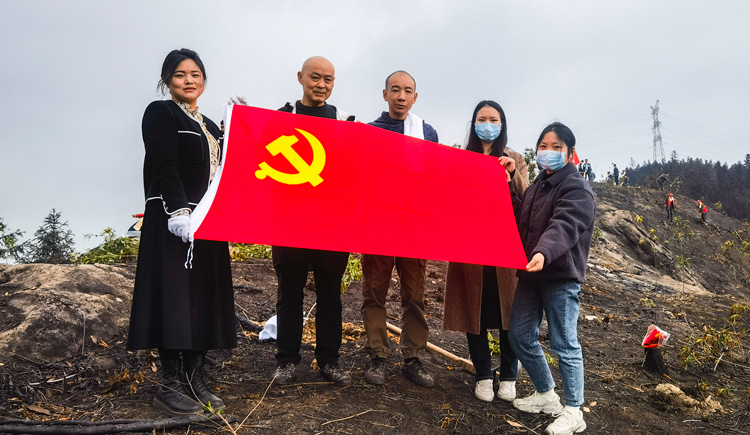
left=0, top=264, right=133, bottom=361
left=653, top=383, right=724, bottom=415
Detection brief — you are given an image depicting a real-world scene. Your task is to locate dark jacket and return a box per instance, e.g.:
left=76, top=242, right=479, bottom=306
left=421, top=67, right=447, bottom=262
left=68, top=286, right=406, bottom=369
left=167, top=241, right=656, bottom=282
left=516, top=162, right=595, bottom=283
left=142, top=100, right=223, bottom=213
left=129, top=100, right=235, bottom=351
left=271, top=100, right=352, bottom=271
left=369, top=112, right=439, bottom=142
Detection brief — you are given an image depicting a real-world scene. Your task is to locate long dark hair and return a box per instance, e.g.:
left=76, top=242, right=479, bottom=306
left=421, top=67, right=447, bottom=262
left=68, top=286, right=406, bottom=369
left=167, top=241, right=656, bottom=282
left=466, top=100, right=508, bottom=157
left=535, top=122, right=576, bottom=158
left=157, top=48, right=207, bottom=95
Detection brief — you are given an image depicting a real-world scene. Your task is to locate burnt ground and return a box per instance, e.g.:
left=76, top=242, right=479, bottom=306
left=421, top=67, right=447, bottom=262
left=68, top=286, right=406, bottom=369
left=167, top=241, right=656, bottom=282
left=2, top=183, right=750, bottom=434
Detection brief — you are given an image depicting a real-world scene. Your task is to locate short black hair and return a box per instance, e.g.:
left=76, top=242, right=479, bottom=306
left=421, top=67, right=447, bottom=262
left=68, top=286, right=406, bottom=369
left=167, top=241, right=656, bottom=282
left=465, top=100, right=508, bottom=157
left=536, top=122, right=576, bottom=158
left=385, top=70, right=416, bottom=90
left=157, top=48, right=206, bottom=95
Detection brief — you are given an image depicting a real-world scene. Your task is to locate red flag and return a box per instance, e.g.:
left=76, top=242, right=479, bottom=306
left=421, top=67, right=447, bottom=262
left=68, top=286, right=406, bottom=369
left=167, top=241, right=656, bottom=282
left=191, top=106, right=527, bottom=269
left=571, top=150, right=580, bottom=166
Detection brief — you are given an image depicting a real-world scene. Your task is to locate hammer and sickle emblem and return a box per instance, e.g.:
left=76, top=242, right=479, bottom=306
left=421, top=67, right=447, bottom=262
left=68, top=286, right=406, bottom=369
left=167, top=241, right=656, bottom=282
left=255, top=128, right=326, bottom=187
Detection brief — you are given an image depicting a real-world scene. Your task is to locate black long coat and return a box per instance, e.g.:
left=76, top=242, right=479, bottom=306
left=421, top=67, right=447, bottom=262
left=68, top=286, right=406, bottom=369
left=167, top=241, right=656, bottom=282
left=127, top=100, right=236, bottom=351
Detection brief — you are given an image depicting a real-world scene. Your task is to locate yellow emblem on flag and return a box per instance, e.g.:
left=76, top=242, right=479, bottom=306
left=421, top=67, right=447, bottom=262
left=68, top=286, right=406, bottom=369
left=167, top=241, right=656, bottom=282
left=255, top=128, right=326, bottom=187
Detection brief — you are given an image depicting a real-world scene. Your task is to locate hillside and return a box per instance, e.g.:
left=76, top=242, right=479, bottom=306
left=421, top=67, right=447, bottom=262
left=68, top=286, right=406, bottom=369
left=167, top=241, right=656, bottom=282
left=1, top=183, right=750, bottom=434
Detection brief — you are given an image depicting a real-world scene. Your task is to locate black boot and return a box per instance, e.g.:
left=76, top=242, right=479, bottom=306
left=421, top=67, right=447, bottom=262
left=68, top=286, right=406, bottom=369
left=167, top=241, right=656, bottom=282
left=183, top=351, right=225, bottom=410
left=153, top=349, right=203, bottom=414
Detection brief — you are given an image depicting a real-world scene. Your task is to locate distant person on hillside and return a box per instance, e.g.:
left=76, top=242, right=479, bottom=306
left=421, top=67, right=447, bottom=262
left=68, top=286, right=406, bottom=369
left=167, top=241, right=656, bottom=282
left=666, top=193, right=676, bottom=221
left=509, top=122, right=594, bottom=435
left=621, top=170, right=629, bottom=186
left=613, top=164, right=619, bottom=185
left=582, top=159, right=592, bottom=180
left=361, top=70, right=439, bottom=389
left=443, top=100, right=529, bottom=403
left=697, top=200, right=708, bottom=225
left=657, top=172, right=670, bottom=191
left=578, top=161, right=585, bottom=177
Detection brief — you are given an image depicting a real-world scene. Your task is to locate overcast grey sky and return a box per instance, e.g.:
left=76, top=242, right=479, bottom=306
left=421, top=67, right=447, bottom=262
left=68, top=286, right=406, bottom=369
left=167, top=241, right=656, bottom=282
left=1, top=1, right=748, bottom=254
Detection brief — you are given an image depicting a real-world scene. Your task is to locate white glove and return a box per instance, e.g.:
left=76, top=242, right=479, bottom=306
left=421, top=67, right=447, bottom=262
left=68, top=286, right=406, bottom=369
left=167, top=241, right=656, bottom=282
left=228, top=95, right=248, bottom=106
left=167, top=215, right=191, bottom=243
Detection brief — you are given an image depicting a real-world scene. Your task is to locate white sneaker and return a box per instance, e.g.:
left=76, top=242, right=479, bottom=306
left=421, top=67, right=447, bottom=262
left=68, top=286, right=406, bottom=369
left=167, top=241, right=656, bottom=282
left=474, top=379, right=494, bottom=402
left=546, top=406, right=587, bottom=434
left=512, top=390, right=563, bottom=415
left=496, top=380, right=516, bottom=402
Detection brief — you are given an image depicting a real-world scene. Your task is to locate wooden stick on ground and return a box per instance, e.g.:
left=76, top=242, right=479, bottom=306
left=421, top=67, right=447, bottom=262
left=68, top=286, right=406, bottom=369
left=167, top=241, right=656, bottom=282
left=0, top=414, right=234, bottom=434
left=386, top=322, right=475, bottom=374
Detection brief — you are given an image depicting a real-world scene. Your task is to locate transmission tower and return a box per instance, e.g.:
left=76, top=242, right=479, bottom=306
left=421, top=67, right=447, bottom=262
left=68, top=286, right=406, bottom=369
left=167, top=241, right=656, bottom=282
left=650, top=99, right=665, bottom=164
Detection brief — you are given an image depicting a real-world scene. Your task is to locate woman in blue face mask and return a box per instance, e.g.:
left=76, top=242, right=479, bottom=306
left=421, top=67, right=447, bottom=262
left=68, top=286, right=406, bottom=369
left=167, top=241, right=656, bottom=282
left=443, top=100, right=529, bottom=403
left=508, top=122, right=595, bottom=435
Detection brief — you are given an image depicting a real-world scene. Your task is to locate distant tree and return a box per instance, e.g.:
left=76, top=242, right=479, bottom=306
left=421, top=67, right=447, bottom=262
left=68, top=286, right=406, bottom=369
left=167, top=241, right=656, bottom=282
left=21, top=209, right=75, bottom=264
left=0, top=218, right=24, bottom=261
left=626, top=155, right=750, bottom=221
left=524, top=147, right=538, bottom=183
left=670, top=150, right=679, bottom=163
left=629, top=158, right=637, bottom=169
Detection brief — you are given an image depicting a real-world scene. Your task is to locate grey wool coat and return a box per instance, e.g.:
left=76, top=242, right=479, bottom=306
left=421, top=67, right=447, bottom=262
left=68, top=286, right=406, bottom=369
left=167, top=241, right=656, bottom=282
left=443, top=148, right=529, bottom=334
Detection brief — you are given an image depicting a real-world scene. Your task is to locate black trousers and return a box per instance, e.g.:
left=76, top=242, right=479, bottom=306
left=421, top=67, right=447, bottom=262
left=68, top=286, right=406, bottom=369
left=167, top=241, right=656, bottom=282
left=667, top=208, right=673, bottom=220
left=274, top=255, right=346, bottom=367
left=466, top=266, right=518, bottom=382
left=467, top=329, right=518, bottom=381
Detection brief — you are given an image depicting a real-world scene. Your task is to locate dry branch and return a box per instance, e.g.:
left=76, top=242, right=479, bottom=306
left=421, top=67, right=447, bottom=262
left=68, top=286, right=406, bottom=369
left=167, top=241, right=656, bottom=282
left=235, top=312, right=263, bottom=332
left=0, top=414, right=233, bottom=434
left=321, top=409, right=382, bottom=426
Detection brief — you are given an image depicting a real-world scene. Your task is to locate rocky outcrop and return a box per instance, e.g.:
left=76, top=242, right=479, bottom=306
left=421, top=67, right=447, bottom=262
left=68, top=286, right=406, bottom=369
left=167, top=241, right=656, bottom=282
left=0, top=264, right=134, bottom=361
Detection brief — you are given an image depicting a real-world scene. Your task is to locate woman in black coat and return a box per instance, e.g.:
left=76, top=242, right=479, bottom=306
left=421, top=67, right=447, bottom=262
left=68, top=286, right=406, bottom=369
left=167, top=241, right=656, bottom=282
left=127, top=49, right=236, bottom=414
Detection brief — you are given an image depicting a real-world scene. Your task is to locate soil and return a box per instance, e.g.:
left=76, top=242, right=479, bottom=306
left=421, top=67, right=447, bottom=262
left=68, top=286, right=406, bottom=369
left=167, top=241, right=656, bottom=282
left=2, top=183, right=750, bottom=434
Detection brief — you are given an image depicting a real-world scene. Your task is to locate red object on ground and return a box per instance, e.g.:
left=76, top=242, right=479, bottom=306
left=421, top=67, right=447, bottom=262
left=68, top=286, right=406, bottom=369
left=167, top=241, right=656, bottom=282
left=191, top=106, right=527, bottom=269
left=642, top=324, right=670, bottom=348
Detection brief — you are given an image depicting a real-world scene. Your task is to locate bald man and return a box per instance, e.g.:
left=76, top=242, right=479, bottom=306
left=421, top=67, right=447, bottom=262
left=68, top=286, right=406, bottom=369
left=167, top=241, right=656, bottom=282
left=272, top=56, right=354, bottom=387
left=361, top=70, right=439, bottom=388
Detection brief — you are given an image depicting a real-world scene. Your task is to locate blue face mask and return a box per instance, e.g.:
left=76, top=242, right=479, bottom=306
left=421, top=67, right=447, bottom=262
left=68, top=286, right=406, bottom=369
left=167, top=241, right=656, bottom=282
left=475, top=122, right=501, bottom=142
left=536, top=150, right=568, bottom=171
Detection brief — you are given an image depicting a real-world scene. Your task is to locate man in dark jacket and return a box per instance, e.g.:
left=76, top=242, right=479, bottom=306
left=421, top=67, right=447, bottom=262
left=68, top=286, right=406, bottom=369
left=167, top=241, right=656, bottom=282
left=613, top=164, right=620, bottom=185
left=361, top=70, right=438, bottom=388
left=582, top=159, right=592, bottom=180
left=271, top=56, right=353, bottom=387
left=657, top=172, right=670, bottom=191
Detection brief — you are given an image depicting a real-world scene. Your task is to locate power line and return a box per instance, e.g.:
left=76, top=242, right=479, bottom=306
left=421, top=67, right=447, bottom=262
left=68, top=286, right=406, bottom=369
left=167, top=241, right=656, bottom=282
left=660, top=127, right=747, bottom=158
left=659, top=118, right=745, bottom=148
left=661, top=112, right=747, bottom=145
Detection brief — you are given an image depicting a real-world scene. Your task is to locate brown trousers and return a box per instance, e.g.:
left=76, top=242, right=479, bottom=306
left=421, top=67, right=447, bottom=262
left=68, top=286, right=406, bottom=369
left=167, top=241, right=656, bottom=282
left=361, top=254, right=428, bottom=359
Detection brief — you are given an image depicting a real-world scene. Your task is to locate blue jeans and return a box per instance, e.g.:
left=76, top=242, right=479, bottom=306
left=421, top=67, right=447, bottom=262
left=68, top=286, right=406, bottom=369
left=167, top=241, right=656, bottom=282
left=508, top=279, right=584, bottom=407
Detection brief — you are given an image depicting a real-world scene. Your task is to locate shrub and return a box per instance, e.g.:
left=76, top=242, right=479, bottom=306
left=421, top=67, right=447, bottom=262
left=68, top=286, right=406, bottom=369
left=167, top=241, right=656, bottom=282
left=74, top=228, right=139, bottom=264
left=230, top=244, right=272, bottom=261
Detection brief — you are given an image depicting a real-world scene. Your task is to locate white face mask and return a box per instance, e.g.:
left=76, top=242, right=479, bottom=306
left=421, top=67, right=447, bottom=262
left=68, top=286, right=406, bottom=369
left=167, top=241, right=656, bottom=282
left=536, top=150, right=567, bottom=171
